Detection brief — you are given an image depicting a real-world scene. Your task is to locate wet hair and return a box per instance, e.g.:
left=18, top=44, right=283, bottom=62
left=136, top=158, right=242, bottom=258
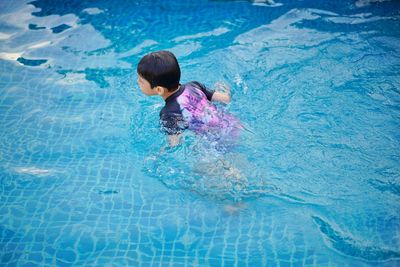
left=137, top=50, right=181, bottom=91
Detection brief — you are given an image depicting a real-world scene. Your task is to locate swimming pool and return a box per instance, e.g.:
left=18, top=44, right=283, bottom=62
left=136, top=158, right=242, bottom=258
left=1, top=0, right=399, bottom=266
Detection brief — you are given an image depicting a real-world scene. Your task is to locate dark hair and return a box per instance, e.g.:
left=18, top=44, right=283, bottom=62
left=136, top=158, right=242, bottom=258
left=137, top=50, right=181, bottom=91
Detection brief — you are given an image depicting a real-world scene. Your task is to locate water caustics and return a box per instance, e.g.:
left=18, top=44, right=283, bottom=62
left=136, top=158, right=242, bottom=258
left=1, top=0, right=400, bottom=266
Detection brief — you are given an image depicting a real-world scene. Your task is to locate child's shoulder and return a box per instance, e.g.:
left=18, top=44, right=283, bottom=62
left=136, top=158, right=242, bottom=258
left=185, top=81, right=207, bottom=90
left=184, top=81, right=214, bottom=101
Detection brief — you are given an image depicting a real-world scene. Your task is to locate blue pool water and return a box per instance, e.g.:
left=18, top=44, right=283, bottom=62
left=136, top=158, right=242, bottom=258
left=1, top=0, right=400, bottom=266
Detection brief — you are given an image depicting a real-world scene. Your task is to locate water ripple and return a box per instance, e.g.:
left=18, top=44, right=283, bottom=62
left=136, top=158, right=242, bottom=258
left=313, top=216, right=400, bottom=261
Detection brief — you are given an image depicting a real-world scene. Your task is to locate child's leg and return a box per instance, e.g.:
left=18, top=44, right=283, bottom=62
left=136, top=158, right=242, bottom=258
left=192, top=153, right=249, bottom=203
left=217, top=157, right=248, bottom=194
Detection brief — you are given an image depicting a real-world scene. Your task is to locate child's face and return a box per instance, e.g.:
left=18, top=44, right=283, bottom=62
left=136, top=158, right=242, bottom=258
left=137, top=74, right=156, bottom=96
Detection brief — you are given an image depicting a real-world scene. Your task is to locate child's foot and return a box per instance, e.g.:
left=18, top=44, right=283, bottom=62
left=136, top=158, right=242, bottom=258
left=224, top=202, right=248, bottom=214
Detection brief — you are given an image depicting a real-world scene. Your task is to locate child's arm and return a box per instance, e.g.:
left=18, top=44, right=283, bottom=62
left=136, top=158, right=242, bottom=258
left=211, top=82, right=231, bottom=104
left=160, top=112, right=184, bottom=148
left=167, top=134, right=182, bottom=147
left=212, top=91, right=231, bottom=104
left=158, top=134, right=181, bottom=154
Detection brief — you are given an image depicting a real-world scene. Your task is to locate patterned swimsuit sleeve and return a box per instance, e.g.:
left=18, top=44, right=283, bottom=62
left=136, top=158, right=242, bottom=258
left=188, top=81, right=215, bottom=101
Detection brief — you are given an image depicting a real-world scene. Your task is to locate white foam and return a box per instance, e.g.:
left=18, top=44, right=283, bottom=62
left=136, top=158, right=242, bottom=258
left=252, top=0, right=283, bottom=7
left=82, top=7, right=104, bottom=15
left=0, top=32, right=12, bottom=40
left=14, top=167, right=51, bottom=176
left=118, top=39, right=158, bottom=58
left=28, top=41, right=51, bottom=49
left=0, top=52, right=22, bottom=61
left=355, top=0, right=392, bottom=7
left=173, top=27, right=230, bottom=42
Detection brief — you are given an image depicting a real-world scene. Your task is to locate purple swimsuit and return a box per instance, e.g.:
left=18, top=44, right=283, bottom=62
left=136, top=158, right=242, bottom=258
left=160, top=82, right=241, bottom=142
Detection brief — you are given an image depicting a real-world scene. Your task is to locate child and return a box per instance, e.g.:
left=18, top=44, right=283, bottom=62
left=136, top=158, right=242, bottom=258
left=137, top=50, right=242, bottom=148
left=138, top=51, right=249, bottom=207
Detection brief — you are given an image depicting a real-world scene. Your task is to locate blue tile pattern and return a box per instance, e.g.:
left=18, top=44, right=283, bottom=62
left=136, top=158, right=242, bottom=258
left=1, top=0, right=400, bottom=266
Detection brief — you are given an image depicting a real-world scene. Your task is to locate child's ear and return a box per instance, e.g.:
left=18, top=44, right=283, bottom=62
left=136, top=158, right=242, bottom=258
left=155, top=86, right=164, bottom=95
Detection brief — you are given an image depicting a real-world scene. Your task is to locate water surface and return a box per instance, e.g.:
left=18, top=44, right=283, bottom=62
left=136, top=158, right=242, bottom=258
left=1, top=0, right=400, bottom=266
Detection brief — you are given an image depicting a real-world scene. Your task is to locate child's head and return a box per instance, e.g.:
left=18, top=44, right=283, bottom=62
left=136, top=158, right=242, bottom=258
left=137, top=50, right=181, bottom=94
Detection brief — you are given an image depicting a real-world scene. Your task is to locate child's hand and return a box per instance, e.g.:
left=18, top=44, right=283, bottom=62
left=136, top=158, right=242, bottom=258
left=212, top=81, right=231, bottom=104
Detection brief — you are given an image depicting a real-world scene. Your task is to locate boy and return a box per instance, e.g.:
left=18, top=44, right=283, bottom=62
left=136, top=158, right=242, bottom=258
left=137, top=50, right=242, bottom=147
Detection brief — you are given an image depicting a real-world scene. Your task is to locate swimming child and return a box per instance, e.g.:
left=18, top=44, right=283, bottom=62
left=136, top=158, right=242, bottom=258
left=136, top=50, right=242, bottom=148
left=137, top=50, right=249, bottom=208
